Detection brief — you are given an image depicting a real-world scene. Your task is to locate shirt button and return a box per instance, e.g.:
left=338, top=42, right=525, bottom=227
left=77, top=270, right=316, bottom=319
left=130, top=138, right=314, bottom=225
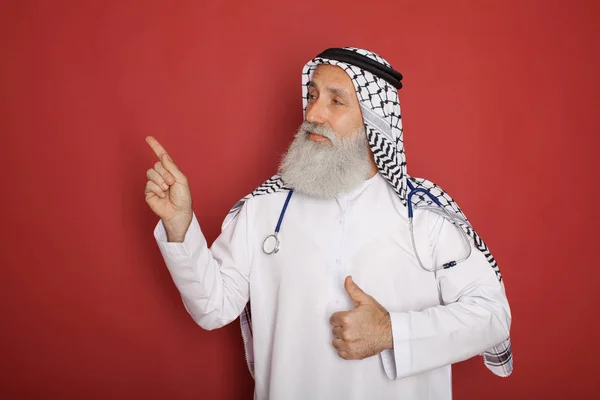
left=339, top=219, right=344, bottom=225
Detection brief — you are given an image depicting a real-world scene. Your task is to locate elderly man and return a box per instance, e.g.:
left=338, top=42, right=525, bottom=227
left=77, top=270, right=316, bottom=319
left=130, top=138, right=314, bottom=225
left=144, top=47, right=512, bottom=400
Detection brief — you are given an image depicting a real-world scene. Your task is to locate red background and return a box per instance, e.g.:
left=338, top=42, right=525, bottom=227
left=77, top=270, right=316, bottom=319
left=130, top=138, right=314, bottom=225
left=2, top=1, right=599, bottom=399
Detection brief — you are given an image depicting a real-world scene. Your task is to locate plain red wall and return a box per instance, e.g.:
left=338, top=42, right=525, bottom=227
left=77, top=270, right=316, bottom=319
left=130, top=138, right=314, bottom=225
left=2, top=0, right=599, bottom=398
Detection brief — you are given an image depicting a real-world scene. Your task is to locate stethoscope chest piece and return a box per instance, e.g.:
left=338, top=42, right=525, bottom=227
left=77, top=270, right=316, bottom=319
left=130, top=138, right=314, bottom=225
left=262, top=234, right=280, bottom=255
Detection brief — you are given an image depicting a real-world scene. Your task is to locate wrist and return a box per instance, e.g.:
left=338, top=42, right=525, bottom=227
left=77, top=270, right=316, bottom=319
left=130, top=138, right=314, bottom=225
left=166, top=231, right=185, bottom=243
left=163, top=211, right=193, bottom=243
left=380, top=310, right=393, bottom=350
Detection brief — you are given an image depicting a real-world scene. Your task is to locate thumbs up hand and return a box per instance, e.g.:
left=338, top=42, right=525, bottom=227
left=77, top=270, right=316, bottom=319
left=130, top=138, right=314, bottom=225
left=329, top=276, right=393, bottom=360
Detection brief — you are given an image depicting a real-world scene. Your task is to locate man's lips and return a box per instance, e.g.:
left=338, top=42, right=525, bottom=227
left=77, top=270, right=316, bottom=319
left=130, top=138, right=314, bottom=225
left=308, top=132, right=329, bottom=142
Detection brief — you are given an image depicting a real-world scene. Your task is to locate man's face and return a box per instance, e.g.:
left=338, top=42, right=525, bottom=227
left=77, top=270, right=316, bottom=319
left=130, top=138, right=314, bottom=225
left=278, top=64, right=375, bottom=199
left=305, top=64, right=364, bottom=143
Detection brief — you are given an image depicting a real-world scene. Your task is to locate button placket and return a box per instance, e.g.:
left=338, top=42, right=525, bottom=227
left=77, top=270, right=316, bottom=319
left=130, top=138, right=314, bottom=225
left=334, top=206, right=348, bottom=305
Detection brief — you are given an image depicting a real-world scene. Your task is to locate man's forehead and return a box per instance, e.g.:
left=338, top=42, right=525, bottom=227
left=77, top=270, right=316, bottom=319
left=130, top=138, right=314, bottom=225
left=311, top=64, right=354, bottom=88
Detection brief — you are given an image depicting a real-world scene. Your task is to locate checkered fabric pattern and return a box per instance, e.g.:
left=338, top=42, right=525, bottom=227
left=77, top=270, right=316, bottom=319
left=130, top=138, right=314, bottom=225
left=224, top=47, right=512, bottom=379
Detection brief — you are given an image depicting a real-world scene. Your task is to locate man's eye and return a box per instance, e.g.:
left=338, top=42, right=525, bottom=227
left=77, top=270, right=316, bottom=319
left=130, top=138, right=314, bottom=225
left=333, top=99, right=343, bottom=105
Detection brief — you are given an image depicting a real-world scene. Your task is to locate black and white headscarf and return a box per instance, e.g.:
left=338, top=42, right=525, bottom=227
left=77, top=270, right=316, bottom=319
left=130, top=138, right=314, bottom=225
left=223, top=47, right=513, bottom=378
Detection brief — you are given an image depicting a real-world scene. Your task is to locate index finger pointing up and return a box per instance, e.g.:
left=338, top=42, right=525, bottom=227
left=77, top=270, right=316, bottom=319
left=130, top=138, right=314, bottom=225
left=145, top=136, right=185, bottom=182
left=145, top=136, right=169, bottom=160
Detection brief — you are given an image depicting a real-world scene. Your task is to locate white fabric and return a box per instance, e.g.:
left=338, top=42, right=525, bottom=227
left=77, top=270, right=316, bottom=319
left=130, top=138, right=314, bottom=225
left=153, top=172, right=511, bottom=400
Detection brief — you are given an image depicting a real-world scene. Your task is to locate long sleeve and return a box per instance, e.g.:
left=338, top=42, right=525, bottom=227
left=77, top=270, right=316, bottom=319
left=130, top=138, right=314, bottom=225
left=153, top=202, right=253, bottom=330
left=380, top=212, right=512, bottom=379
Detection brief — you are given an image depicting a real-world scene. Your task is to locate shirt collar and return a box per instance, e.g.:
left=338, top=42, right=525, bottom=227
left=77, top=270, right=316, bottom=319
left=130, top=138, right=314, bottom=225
left=335, top=171, right=381, bottom=209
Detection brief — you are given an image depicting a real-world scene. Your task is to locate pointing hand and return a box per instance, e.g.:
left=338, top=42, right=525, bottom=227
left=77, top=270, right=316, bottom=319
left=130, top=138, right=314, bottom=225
left=144, top=136, right=193, bottom=241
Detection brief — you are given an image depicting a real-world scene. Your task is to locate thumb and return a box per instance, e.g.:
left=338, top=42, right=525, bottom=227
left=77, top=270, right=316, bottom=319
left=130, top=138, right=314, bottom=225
left=344, top=276, right=370, bottom=306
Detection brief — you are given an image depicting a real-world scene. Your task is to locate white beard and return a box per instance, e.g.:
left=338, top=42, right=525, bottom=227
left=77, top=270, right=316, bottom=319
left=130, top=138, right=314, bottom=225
left=278, top=121, right=374, bottom=199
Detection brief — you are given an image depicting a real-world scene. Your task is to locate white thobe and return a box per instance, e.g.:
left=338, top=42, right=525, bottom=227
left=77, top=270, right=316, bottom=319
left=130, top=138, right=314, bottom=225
left=153, top=172, right=511, bottom=400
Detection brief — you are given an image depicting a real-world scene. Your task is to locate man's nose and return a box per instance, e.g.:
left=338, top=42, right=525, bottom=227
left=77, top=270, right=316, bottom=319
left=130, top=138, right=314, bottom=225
left=305, top=101, right=327, bottom=125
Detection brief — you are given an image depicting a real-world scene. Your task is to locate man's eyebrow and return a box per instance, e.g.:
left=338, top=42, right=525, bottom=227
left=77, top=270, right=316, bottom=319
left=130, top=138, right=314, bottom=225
left=308, top=81, right=350, bottom=102
left=327, top=87, right=350, bottom=101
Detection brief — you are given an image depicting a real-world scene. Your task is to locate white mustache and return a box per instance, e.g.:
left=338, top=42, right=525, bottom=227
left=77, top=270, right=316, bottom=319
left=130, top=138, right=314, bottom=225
left=299, top=121, right=336, bottom=142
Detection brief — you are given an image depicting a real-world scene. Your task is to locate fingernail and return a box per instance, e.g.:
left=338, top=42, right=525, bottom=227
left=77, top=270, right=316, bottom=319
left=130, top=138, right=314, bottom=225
left=162, top=183, right=169, bottom=190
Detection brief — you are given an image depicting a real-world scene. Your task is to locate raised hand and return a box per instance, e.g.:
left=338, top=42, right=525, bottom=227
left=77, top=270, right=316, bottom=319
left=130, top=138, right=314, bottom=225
left=329, top=276, right=393, bottom=360
left=144, top=136, right=193, bottom=242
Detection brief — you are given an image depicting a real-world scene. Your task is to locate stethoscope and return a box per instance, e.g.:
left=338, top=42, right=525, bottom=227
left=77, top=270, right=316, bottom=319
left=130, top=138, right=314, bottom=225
left=262, top=183, right=472, bottom=272
left=262, top=189, right=295, bottom=254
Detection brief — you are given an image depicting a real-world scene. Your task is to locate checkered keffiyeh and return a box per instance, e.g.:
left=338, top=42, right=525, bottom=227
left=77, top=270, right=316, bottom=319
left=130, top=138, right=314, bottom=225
left=223, top=47, right=513, bottom=379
